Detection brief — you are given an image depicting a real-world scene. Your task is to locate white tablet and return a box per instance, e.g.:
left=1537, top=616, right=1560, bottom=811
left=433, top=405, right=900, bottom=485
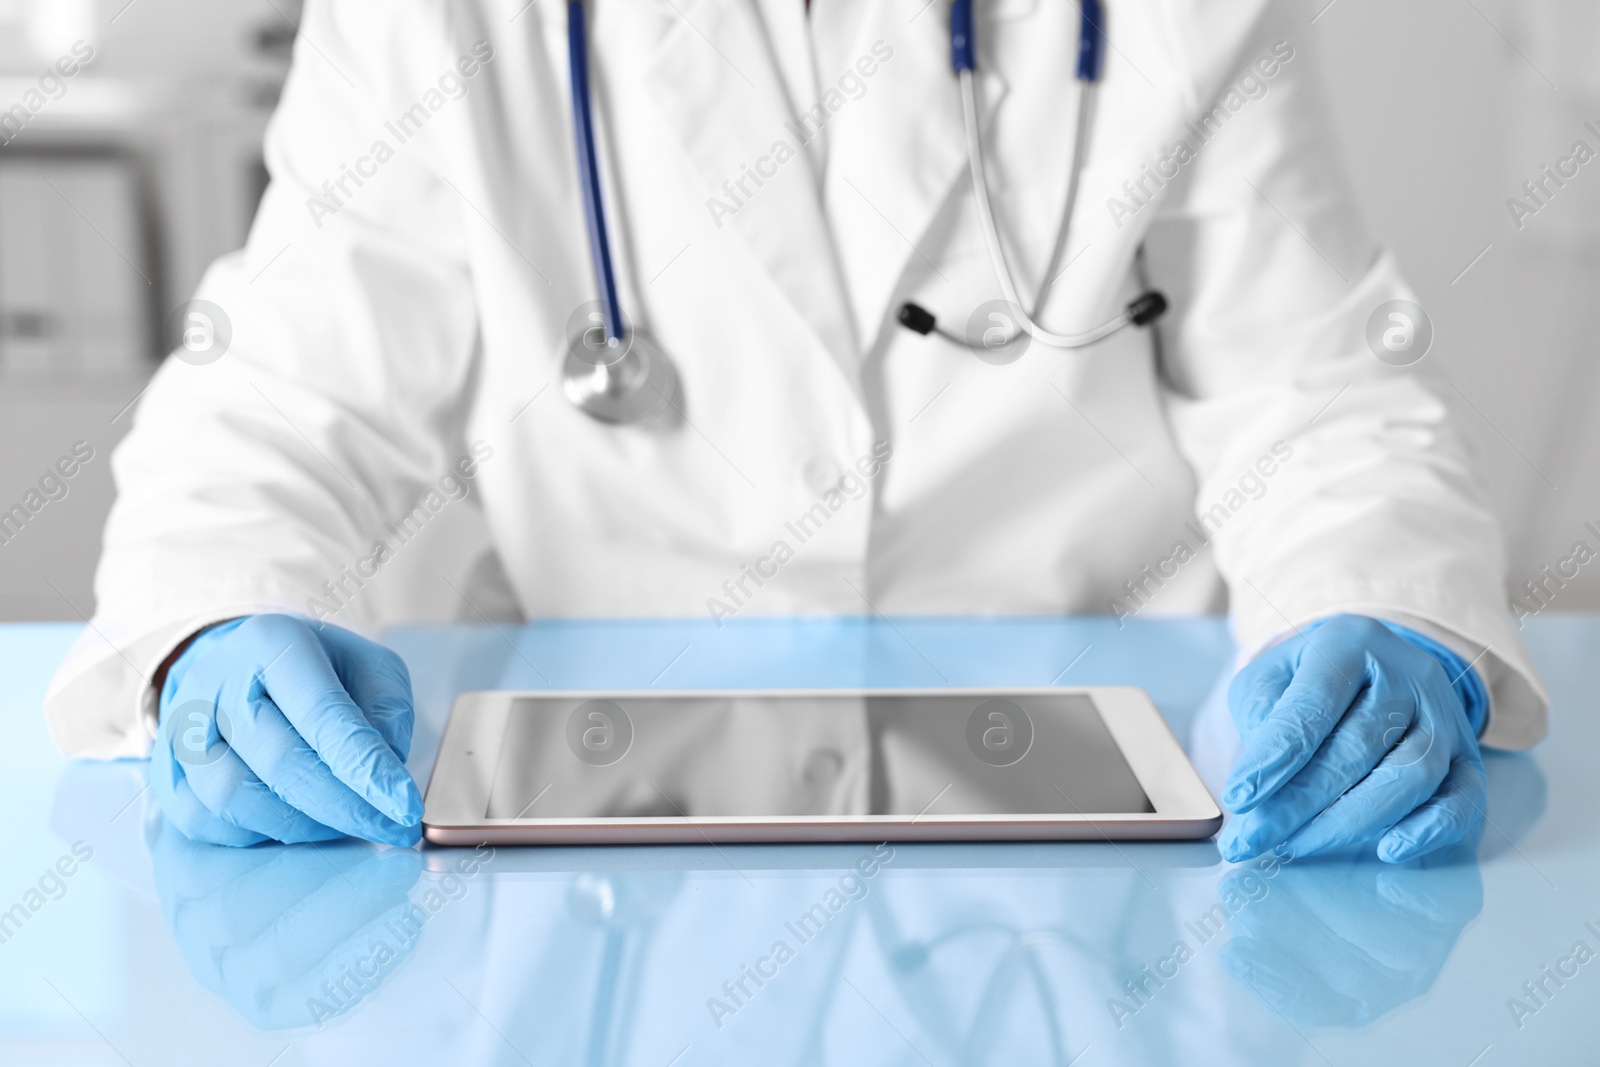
left=422, top=687, right=1221, bottom=845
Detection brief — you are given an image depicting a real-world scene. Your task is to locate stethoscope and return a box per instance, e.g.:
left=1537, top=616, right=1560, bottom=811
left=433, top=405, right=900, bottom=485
left=897, top=0, right=1168, bottom=351
left=560, top=0, right=1167, bottom=425
left=559, top=0, right=679, bottom=424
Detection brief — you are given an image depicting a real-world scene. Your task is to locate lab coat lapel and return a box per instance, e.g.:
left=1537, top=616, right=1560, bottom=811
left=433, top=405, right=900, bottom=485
left=644, top=0, right=860, bottom=379
left=823, top=0, right=1008, bottom=345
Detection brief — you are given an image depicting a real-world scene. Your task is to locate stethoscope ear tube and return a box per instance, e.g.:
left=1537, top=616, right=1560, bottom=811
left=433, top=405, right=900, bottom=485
left=896, top=290, right=1165, bottom=347
left=1076, top=0, right=1106, bottom=81
left=950, top=0, right=976, bottom=73
left=895, top=0, right=1165, bottom=356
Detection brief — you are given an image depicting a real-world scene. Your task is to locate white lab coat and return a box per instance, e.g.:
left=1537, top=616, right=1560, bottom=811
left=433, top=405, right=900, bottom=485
left=45, top=0, right=1545, bottom=756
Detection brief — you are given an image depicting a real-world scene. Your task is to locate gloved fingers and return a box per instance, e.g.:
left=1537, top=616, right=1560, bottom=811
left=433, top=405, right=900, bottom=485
left=1377, top=757, right=1487, bottom=864
left=1219, top=762, right=1358, bottom=862
left=162, top=772, right=273, bottom=848
left=1219, top=688, right=1413, bottom=861
left=314, top=622, right=416, bottom=761
left=244, top=615, right=423, bottom=826
left=221, top=690, right=422, bottom=847
left=182, top=745, right=350, bottom=844
left=1280, top=730, right=1451, bottom=859
left=1227, top=646, right=1296, bottom=734
left=151, top=725, right=269, bottom=848
left=1221, top=698, right=1408, bottom=862
left=1222, top=636, right=1367, bottom=813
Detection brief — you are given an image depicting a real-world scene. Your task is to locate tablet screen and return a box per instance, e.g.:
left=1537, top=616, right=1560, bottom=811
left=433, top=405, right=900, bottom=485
left=481, top=693, right=1152, bottom=821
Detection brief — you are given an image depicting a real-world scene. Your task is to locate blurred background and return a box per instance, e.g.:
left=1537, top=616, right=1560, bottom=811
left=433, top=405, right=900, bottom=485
left=0, top=0, right=1596, bottom=621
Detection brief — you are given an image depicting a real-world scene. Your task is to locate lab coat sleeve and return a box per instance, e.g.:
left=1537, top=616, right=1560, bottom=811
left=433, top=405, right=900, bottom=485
left=1143, top=0, right=1546, bottom=749
left=43, top=1, right=484, bottom=758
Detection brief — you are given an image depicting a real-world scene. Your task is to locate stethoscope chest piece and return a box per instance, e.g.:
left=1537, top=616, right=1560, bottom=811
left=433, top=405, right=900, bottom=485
left=561, top=327, right=678, bottom=425
left=560, top=0, right=680, bottom=425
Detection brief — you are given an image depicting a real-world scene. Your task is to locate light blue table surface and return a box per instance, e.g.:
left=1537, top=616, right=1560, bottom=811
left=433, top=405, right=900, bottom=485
left=0, top=616, right=1592, bottom=1065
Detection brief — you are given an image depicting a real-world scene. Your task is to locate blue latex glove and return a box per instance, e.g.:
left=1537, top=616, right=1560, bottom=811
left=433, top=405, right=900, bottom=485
left=154, top=614, right=423, bottom=847
left=1219, top=614, right=1488, bottom=864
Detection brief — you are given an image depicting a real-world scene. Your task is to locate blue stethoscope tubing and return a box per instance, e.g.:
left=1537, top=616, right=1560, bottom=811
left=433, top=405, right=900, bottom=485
left=561, top=0, right=679, bottom=424
left=562, top=0, right=1167, bottom=424
left=568, top=1, right=624, bottom=345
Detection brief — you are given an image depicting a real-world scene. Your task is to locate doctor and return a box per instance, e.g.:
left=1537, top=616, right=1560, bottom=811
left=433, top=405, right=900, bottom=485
left=46, top=0, right=1543, bottom=860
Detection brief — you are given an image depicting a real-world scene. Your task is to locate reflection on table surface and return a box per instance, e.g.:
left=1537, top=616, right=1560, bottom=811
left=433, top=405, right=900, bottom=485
left=4, top=616, right=1592, bottom=1065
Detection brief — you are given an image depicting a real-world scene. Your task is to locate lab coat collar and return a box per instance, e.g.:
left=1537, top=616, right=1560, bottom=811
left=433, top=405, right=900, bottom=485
left=823, top=1, right=987, bottom=350
left=643, top=0, right=1048, bottom=375
left=644, top=0, right=862, bottom=387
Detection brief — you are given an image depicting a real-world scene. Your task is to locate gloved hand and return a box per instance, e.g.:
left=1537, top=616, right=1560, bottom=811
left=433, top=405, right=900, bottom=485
left=154, top=614, right=424, bottom=847
left=1219, top=614, right=1488, bottom=864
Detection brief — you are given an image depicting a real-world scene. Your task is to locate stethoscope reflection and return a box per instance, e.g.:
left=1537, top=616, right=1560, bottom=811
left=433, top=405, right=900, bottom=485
left=146, top=816, right=424, bottom=1030
left=554, top=862, right=1174, bottom=1067
left=565, top=869, right=685, bottom=1067
left=1218, top=750, right=1547, bottom=1027
left=870, top=900, right=1109, bottom=1065
left=860, top=871, right=1188, bottom=1066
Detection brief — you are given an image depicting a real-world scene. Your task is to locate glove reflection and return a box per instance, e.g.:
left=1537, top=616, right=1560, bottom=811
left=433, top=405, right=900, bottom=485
left=1218, top=842, right=1482, bottom=1027
left=149, top=816, right=422, bottom=1029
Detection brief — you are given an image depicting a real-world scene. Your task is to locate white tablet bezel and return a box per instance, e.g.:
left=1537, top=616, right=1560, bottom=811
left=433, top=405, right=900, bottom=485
left=422, top=687, right=1221, bottom=845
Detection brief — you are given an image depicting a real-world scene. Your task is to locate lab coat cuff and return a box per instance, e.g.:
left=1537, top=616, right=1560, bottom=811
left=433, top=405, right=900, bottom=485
left=43, top=601, right=326, bottom=759
left=1377, top=621, right=1491, bottom=737
left=1342, top=608, right=1530, bottom=749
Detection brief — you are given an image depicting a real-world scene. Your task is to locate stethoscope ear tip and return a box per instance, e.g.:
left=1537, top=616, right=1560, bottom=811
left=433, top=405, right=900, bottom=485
left=897, top=302, right=938, bottom=336
left=1127, top=291, right=1168, bottom=327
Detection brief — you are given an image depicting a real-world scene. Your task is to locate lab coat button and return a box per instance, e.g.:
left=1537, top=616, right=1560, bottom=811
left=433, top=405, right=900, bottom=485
left=801, top=748, right=844, bottom=785
left=801, top=456, right=844, bottom=495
